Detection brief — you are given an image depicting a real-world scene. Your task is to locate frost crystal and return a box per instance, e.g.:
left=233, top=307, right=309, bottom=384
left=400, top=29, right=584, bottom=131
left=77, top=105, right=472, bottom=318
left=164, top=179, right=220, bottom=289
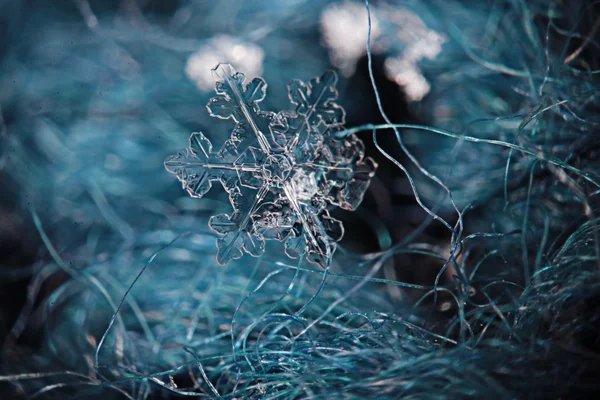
left=165, top=64, right=377, bottom=267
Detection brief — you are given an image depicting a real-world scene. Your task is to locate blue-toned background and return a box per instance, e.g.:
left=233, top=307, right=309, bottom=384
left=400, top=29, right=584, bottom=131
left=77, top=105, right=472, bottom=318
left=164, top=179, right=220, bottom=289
left=1, top=0, right=599, bottom=398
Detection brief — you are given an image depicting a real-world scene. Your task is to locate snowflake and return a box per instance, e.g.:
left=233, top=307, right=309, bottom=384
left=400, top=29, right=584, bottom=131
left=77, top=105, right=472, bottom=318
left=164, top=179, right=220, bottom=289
left=165, top=64, right=377, bottom=267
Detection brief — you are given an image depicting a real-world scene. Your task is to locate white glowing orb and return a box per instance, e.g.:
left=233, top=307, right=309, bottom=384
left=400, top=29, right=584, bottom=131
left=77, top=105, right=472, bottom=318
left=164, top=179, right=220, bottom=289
left=185, top=35, right=264, bottom=92
left=320, top=1, right=383, bottom=77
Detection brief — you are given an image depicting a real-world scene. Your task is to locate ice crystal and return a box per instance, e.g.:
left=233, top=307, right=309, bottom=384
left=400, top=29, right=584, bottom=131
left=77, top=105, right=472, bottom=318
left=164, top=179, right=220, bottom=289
left=165, top=64, right=377, bottom=267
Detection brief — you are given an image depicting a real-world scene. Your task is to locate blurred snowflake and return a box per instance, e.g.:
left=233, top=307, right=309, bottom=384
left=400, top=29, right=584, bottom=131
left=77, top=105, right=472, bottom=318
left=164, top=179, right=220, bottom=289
left=185, top=35, right=264, bottom=92
left=165, top=64, right=377, bottom=267
left=382, top=4, right=446, bottom=101
left=320, top=1, right=445, bottom=101
left=320, top=1, right=383, bottom=77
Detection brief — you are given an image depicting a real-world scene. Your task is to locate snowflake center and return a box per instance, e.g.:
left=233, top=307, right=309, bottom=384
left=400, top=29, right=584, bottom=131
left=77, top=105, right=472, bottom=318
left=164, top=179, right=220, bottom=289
left=262, top=154, right=293, bottom=185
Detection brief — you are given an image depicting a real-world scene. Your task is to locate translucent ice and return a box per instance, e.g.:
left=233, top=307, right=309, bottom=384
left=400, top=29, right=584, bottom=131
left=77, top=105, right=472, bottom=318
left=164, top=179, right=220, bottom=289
left=165, top=64, right=377, bottom=267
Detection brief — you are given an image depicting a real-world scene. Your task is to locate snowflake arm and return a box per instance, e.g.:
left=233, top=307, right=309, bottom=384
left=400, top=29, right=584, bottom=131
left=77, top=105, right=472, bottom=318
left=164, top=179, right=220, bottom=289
left=271, top=71, right=345, bottom=155
left=209, top=185, right=268, bottom=265
left=285, top=70, right=345, bottom=151
left=281, top=182, right=343, bottom=268
left=164, top=132, right=263, bottom=197
left=207, top=63, right=275, bottom=154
